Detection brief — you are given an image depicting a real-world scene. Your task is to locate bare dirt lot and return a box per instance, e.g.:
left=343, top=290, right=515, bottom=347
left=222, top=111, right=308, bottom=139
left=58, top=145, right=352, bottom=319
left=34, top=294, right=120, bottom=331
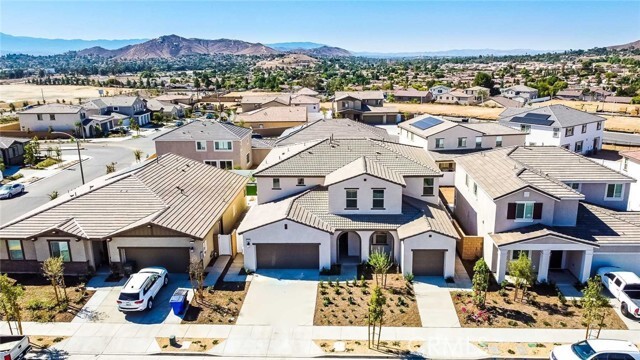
left=0, top=84, right=129, bottom=105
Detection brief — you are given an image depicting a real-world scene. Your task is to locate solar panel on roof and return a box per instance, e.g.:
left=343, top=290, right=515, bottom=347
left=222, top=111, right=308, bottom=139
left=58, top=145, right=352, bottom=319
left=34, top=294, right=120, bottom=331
left=509, top=116, right=554, bottom=126
left=410, top=117, right=443, bottom=130
left=523, top=113, right=551, bottom=120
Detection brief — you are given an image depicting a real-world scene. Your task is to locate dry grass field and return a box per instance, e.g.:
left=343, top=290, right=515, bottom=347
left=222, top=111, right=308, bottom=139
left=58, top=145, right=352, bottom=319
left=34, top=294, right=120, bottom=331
left=0, top=84, right=131, bottom=105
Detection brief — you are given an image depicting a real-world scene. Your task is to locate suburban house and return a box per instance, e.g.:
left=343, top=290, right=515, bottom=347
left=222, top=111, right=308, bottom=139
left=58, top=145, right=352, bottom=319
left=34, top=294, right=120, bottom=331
left=392, top=88, right=432, bottom=103
left=620, top=150, right=640, bottom=211
left=498, top=105, right=605, bottom=154
left=0, top=153, right=248, bottom=274
left=463, top=86, right=491, bottom=103
left=0, top=136, right=30, bottom=166
left=154, top=120, right=253, bottom=169
left=276, top=118, right=397, bottom=147
left=84, top=96, right=151, bottom=127
left=555, top=89, right=584, bottom=101
left=145, top=98, right=187, bottom=119
left=333, top=91, right=399, bottom=124
left=18, top=104, right=88, bottom=135
left=235, top=106, right=309, bottom=136
left=290, top=95, right=321, bottom=113
left=480, top=96, right=523, bottom=108
left=434, top=90, right=475, bottom=105
left=453, top=146, right=638, bottom=282
left=429, top=85, right=451, bottom=96
left=502, top=85, right=539, bottom=102
left=251, top=138, right=277, bottom=167
left=241, top=94, right=320, bottom=113
left=604, top=96, right=633, bottom=104
left=237, top=138, right=460, bottom=277
left=295, top=87, right=320, bottom=97
left=399, top=114, right=525, bottom=185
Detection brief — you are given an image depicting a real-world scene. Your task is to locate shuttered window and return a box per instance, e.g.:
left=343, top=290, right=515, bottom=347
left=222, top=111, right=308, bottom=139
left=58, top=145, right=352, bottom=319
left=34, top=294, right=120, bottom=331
left=507, top=202, right=542, bottom=220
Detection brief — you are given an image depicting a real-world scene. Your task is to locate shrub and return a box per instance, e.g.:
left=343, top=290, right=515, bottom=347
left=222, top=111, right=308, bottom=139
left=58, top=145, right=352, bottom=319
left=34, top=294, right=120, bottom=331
left=543, top=320, right=551, bottom=327
left=404, top=272, right=414, bottom=284
left=6, top=173, right=24, bottom=181
left=34, top=157, right=61, bottom=169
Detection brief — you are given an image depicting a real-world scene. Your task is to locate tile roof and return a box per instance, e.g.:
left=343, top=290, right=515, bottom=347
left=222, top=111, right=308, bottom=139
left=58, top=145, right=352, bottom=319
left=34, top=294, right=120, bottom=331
left=238, top=186, right=459, bottom=239
left=251, top=138, right=277, bottom=149
left=236, top=107, right=307, bottom=123
left=505, top=85, right=538, bottom=92
left=498, top=104, right=605, bottom=128
left=0, top=154, right=248, bottom=240
left=0, top=136, right=30, bottom=149
left=88, top=96, right=139, bottom=107
left=621, top=149, right=640, bottom=163
left=276, top=119, right=395, bottom=146
left=334, top=91, right=384, bottom=101
left=483, top=96, right=522, bottom=108
left=399, top=114, right=458, bottom=138
left=393, top=89, right=430, bottom=97
left=490, top=203, right=640, bottom=246
left=461, top=122, right=526, bottom=136
left=295, top=87, right=319, bottom=96
left=19, top=104, right=83, bottom=114
left=255, top=138, right=440, bottom=178
left=241, top=95, right=290, bottom=105
left=324, top=157, right=406, bottom=187
left=290, top=95, right=320, bottom=105
left=154, top=120, right=251, bottom=141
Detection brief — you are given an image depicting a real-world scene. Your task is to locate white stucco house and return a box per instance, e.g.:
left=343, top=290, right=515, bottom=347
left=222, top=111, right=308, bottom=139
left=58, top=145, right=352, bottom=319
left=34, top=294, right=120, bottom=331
left=399, top=114, right=525, bottom=185
left=453, top=146, right=638, bottom=283
left=237, top=138, right=460, bottom=278
left=620, top=150, right=640, bottom=211
left=499, top=105, right=605, bottom=155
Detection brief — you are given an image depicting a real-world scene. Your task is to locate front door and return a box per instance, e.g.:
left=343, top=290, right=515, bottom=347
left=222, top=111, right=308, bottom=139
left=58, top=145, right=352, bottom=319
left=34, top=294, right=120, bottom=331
left=549, top=251, right=563, bottom=269
left=593, top=137, right=599, bottom=154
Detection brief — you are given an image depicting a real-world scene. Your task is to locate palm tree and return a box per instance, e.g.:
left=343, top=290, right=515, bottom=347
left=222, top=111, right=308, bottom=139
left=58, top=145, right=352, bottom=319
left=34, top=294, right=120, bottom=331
left=133, top=149, right=143, bottom=163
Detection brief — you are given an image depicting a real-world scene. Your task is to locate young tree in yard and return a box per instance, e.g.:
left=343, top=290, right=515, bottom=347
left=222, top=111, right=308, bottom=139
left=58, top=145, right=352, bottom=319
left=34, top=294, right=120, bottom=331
left=472, top=258, right=490, bottom=307
left=24, top=137, right=41, bottom=166
left=189, top=259, right=205, bottom=303
left=582, top=276, right=609, bottom=339
left=54, top=146, right=62, bottom=161
left=133, top=149, right=143, bottom=163
left=130, top=120, right=140, bottom=136
left=106, top=162, right=116, bottom=174
left=368, top=249, right=392, bottom=288
left=508, top=252, right=533, bottom=302
left=42, top=256, right=67, bottom=304
left=0, top=274, right=24, bottom=335
left=367, top=286, right=386, bottom=349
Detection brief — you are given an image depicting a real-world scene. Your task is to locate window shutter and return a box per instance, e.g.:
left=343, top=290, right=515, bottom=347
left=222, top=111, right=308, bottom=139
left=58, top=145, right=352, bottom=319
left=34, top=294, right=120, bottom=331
left=507, top=203, right=516, bottom=219
left=533, top=203, right=543, bottom=220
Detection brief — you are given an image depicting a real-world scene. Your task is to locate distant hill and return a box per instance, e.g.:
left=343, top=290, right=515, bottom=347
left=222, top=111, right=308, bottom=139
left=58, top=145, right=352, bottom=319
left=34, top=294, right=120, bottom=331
left=354, top=48, right=555, bottom=58
left=0, top=32, right=147, bottom=55
left=295, top=46, right=351, bottom=57
left=267, top=42, right=328, bottom=51
left=607, top=40, right=640, bottom=50
left=77, top=35, right=279, bottom=59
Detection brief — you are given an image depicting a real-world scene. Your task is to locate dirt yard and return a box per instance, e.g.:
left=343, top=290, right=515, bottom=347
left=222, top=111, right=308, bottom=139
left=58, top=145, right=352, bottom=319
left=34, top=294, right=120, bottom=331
left=602, top=115, right=640, bottom=133
left=451, top=284, right=627, bottom=329
left=2, top=274, right=95, bottom=322
left=0, top=84, right=129, bottom=104
left=473, top=341, right=563, bottom=358
left=315, top=339, right=424, bottom=356
left=314, top=267, right=421, bottom=327
left=156, top=337, right=223, bottom=352
left=181, top=282, right=249, bottom=324
left=30, top=336, right=67, bottom=350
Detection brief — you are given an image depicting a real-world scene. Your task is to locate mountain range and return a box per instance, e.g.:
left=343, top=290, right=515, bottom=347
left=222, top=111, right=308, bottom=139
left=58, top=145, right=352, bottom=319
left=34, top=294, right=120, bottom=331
left=0, top=32, right=146, bottom=56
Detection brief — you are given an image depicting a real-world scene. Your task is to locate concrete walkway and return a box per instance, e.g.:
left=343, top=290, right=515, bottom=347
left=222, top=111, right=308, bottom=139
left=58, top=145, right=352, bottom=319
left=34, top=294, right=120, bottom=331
left=203, top=255, right=230, bottom=286
left=414, top=277, right=461, bottom=328
left=223, top=254, right=253, bottom=282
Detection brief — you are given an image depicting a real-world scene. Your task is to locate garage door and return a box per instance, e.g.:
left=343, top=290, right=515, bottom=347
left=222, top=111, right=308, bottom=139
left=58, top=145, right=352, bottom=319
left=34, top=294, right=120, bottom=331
left=412, top=250, right=445, bottom=276
left=361, top=115, right=384, bottom=124
left=257, top=244, right=319, bottom=269
left=121, top=247, right=190, bottom=273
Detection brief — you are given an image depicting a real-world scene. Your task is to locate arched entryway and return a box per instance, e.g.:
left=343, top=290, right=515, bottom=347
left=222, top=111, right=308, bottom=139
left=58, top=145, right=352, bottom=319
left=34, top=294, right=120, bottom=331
left=337, top=231, right=361, bottom=264
left=370, top=231, right=393, bottom=259
left=88, top=125, right=96, bottom=137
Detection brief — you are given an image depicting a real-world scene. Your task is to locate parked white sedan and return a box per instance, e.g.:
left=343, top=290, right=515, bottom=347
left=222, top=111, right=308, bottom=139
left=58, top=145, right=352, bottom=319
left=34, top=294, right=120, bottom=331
left=550, top=339, right=640, bottom=360
left=117, top=267, right=169, bottom=312
left=597, top=267, right=640, bottom=319
left=0, top=183, right=24, bottom=199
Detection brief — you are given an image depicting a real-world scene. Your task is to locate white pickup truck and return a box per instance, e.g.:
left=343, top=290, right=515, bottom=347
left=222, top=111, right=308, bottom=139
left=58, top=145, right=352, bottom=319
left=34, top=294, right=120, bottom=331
left=597, top=267, right=640, bottom=319
left=0, top=335, right=31, bottom=360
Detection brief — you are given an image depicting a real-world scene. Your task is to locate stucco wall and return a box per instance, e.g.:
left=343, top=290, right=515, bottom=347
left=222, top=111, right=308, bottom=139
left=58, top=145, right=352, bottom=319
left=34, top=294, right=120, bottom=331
left=155, top=137, right=251, bottom=169
left=580, top=182, right=630, bottom=211
left=256, top=176, right=324, bottom=204
left=553, top=199, right=579, bottom=226
left=108, top=236, right=199, bottom=263
left=403, top=176, right=440, bottom=204
left=400, top=232, right=456, bottom=278
left=0, top=239, right=37, bottom=260
left=494, top=189, right=557, bottom=233
left=328, top=174, right=403, bottom=215
left=19, top=112, right=83, bottom=132
left=426, top=126, right=482, bottom=151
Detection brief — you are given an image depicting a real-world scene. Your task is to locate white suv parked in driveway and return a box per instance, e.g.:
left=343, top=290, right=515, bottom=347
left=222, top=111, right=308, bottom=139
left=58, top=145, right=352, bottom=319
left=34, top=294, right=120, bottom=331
left=117, top=267, right=168, bottom=312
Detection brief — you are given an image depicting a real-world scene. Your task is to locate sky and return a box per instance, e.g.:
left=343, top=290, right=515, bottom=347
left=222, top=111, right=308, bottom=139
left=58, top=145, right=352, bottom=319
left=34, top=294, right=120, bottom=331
left=1, top=0, right=639, bottom=53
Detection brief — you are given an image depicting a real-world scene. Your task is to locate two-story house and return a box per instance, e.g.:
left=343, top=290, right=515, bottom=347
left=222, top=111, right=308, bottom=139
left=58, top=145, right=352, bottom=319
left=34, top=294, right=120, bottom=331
left=241, top=94, right=320, bottom=113
left=454, top=146, right=638, bottom=283
left=237, top=138, right=460, bottom=278
left=18, top=104, right=88, bottom=134
left=84, top=96, right=151, bottom=127
left=429, top=85, right=451, bottom=96
left=154, top=120, right=253, bottom=169
left=463, top=86, right=491, bottom=104
left=392, top=88, right=432, bottom=103
left=501, top=85, right=539, bottom=101
left=0, top=136, right=30, bottom=166
left=399, top=114, right=526, bottom=185
left=276, top=118, right=397, bottom=147
left=333, top=91, right=399, bottom=124
left=434, top=90, right=475, bottom=105
left=235, top=106, right=309, bottom=136
left=498, top=105, right=605, bottom=155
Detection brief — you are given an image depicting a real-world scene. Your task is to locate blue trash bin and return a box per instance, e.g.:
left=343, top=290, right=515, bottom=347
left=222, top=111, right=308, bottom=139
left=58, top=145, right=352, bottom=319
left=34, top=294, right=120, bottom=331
left=170, top=288, right=188, bottom=315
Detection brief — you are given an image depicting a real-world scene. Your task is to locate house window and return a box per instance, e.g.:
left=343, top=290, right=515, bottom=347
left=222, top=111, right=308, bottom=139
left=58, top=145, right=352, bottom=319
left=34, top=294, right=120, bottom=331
left=457, top=137, right=467, bottom=148
left=521, top=125, right=531, bottom=133
left=606, top=184, right=623, bottom=199
left=435, top=138, right=444, bottom=149
left=581, top=124, right=587, bottom=133
left=219, top=160, right=233, bottom=169
left=624, top=158, right=629, bottom=172
left=472, top=183, right=478, bottom=197
left=346, top=189, right=358, bottom=209
left=37, top=114, right=43, bottom=121
left=297, top=178, right=305, bottom=186
left=7, top=240, right=24, bottom=260
left=565, top=127, right=574, bottom=137
left=272, top=178, right=281, bottom=189
left=475, top=136, right=482, bottom=149
left=438, top=162, right=455, bottom=172
left=204, top=160, right=217, bottom=167
left=515, top=202, right=535, bottom=221
left=113, top=106, right=119, bottom=111
left=574, top=141, right=583, bottom=153
left=195, top=140, right=207, bottom=151
left=214, top=141, right=232, bottom=151
left=553, top=128, right=560, bottom=138
left=49, top=114, right=56, bottom=121
left=423, top=178, right=435, bottom=196
left=246, top=153, right=250, bottom=164
left=512, top=250, right=529, bottom=260
left=49, top=240, right=71, bottom=262
left=495, top=136, right=503, bottom=147
left=597, top=121, right=602, bottom=130
left=465, top=174, right=470, bottom=188
left=372, top=189, right=385, bottom=209
left=373, top=233, right=388, bottom=245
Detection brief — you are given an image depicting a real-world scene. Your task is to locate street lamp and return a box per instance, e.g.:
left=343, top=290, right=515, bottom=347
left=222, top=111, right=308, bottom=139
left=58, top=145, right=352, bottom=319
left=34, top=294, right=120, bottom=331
left=52, top=131, right=85, bottom=185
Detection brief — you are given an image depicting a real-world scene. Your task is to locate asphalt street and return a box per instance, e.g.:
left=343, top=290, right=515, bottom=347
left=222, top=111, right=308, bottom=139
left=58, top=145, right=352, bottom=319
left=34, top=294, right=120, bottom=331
left=603, top=130, right=640, bottom=146
left=0, top=131, right=165, bottom=225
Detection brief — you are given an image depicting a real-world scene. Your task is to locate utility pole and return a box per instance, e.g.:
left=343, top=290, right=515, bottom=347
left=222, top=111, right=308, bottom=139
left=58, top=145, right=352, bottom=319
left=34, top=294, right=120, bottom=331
left=52, top=132, right=85, bottom=185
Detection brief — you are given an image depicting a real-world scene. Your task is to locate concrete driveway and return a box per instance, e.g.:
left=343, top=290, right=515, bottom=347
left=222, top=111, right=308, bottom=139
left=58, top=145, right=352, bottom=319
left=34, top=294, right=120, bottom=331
left=236, top=269, right=318, bottom=327
left=414, top=276, right=461, bottom=328
left=74, top=274, right=192, bottom=324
